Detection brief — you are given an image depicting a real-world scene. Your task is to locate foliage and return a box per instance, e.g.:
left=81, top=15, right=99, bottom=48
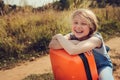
left=52, top=0, right=120, bottom=10
left=98, top=20, right=120, bottom=40
left=0, top=10, right=71, bottom=69
left=23, top=73, right=54, bottom=80
left=93, top=7, right=120, bottom=40
left=0, top=5, right=120, bottom=70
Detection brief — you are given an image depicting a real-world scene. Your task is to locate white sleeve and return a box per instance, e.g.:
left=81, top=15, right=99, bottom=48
left=93, top=32, right=108, bottom=55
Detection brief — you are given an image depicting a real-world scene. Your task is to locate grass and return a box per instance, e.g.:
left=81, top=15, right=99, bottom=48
left=109, top=49, right=120, bottom=80
left=23, top=73, right=54, bottom=80
left=0, top=6, right=120, bottom=80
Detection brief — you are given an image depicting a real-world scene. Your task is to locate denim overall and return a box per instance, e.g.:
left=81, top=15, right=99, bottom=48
left=70, top=32, right=114, bottom=80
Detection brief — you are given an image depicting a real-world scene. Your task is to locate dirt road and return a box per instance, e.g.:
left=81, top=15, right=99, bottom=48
left=0, top=55, right=52, bottom=80
left=0, top=37, right=120, bottom=80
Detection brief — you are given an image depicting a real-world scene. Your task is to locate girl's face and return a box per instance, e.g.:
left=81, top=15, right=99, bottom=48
left=71, top=15, right=90, bottom=40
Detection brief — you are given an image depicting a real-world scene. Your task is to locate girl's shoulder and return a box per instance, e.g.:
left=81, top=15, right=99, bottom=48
left=92, top=32, right=103, bottom=41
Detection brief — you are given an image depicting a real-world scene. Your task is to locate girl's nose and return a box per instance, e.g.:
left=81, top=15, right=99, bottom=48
left=76, top=24, right=82, bottom=30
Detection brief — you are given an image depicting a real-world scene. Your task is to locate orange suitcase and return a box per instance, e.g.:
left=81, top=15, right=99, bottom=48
left=50, top=49, right=98, bottom=80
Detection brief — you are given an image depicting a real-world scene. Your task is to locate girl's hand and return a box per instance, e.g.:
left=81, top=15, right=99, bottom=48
left=49, top=34, right=63, bottom=49
left=86, top=51, right=93, bottom=56
left=49, top=39, right=63, bottom=49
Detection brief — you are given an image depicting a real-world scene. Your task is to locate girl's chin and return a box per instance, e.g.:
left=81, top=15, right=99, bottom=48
left=74, top=33, right=82, bottom=36
left=74, top=35, right=83, bottom=39
left=74, top=32, right=83, bottom=36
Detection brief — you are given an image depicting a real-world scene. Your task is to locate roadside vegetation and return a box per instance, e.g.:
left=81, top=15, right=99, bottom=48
left=0, top=0, right=120, bottom=80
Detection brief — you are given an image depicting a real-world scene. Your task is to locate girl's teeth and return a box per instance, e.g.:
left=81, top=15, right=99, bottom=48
left=75, top=30, right=83, bottom=33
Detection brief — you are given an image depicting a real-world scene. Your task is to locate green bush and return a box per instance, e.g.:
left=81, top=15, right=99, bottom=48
left=0, top=7, right=120, bottom=69
left=98, top=20, right=120, bottom=40
left=23, top=73, right=54, bottom=80
left=0, top=10, right=71, bottom=69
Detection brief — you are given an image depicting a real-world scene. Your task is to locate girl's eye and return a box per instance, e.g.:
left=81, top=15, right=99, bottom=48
left=81, top=22, right=87, bottom=25
left=74, top=22, right=78, bottom=24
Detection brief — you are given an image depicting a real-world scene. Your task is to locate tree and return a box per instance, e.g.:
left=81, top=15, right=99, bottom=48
left=59, top=0, right=70, bottom=10
left=0, top=0, right=5, bottom=15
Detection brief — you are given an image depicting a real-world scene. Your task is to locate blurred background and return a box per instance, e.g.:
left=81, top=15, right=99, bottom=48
left=0, top=0, right=120, bottom=80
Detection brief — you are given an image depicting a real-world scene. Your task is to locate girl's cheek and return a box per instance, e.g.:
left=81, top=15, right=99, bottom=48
left=71, top=26, right=74, bottom=32
left=72, top=26, right=75, bottom=31
left=72, top=25, right=76, bottom=29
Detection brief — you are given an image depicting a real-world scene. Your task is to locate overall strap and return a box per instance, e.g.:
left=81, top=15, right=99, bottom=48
left=79, top=53, right=92, bottom=80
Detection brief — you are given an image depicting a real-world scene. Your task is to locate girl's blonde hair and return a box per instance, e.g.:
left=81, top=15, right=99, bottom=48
left=71, top=9, right=98, bottom=35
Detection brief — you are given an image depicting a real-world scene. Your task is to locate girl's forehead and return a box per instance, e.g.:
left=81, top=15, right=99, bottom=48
left=72, top=15, right=88, bottom=22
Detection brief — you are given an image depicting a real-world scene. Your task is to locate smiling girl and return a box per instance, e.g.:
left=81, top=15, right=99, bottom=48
left=49, top=9, right=114, bottom=80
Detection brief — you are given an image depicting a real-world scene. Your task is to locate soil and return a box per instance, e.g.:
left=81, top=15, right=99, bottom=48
left=0, top=55, right=52, bottom=80
left=0, top=37, right=120, bottom=80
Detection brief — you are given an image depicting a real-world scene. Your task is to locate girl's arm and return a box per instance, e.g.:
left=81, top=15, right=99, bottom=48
left=49, top=39, right=80, bottom=49
left=49, top=34, right=80, bottom=49
left=54, top=34, right=101, bottom=55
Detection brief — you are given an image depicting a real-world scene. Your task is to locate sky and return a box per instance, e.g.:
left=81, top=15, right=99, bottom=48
left=3, top=0, right=58, bottom=8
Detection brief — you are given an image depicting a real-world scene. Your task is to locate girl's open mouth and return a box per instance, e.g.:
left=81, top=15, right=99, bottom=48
left=75, top=30, right=83, bottom=33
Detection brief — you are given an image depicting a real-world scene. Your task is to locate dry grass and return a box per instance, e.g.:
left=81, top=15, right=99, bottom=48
left=0, top=6, right=120, bottom=80
left=109, top=49, right=120, bottom=80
